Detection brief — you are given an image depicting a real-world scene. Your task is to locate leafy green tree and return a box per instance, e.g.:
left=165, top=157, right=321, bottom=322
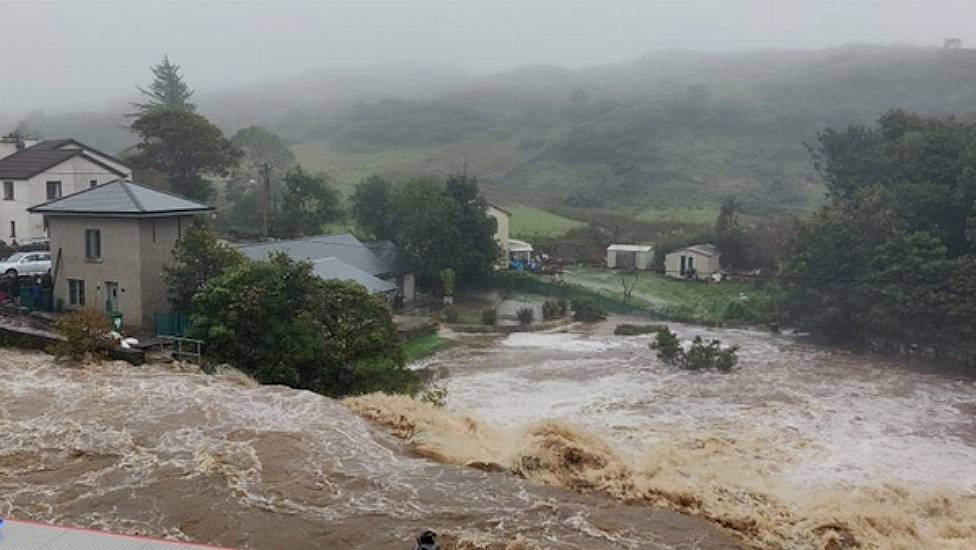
left=783, top=110, right=976, bottom=362
left=714, top=195, right=750, bottom=269
left=221, top=127, right=297, bottom=238
left=130, top=109, right=240, bottom=201
left=190, top=254, right=417, bottom=396
left=276, top=168, right=343, bottom=238
left=351, top=175, right=398, bottom=240
left=131, top=56, right=196, bottom=115
left=164, top=226, right=245, bottom=314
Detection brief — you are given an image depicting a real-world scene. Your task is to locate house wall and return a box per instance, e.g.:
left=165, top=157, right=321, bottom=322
left=486, top=205, right=510, bottom=262
left=664, top=250, right=721, bottom=279
left=607, top=249, right=653, bottom=270
left=54, top=143, right=130, bottom=176
left=0, top=156, right=128, bottom=239
left=50, top=215, right=186, bottom=330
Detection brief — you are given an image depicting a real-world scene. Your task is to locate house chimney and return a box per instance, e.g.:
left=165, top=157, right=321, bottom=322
left=0, top=135, right=40, bottom=160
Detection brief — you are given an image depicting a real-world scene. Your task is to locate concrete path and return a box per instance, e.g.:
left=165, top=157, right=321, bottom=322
left=0, top=520, right=236, bottom=550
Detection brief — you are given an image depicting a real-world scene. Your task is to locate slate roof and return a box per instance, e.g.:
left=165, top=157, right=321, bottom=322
left=28, top=179, right=213, bottom=217
left=238, top=233, right=406, bottom=277
left=364, top=239, right=411, bottom=274
left=311, top=257, right=397, bottom=294
left=0, top=140, right=128, bottom=180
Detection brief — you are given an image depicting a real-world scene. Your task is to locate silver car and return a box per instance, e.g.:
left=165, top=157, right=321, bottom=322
left=0, top=252, right=52, bottom=277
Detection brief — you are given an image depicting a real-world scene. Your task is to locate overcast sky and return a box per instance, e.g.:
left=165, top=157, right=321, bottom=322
left=3, top=0, right=975, bottom=115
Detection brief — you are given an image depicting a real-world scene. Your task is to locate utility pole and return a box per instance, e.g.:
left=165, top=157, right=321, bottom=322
left=261, top=162, right=271, bottom=239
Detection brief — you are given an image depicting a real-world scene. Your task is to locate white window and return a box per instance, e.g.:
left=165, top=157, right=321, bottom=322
left=85, top=229, right=101, bottom=260
left=3, top=181, right=13, bottom=201
left=46, top=181, right=62, bottom=200
left=68, top=279, right=86, bottom=306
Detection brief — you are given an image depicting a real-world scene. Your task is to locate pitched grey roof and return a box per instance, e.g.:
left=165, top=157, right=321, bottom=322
left=28, top=179, right=213, bottom=217
left=237, top=233, right=401, bottom=276
left=0, top=140, right=128, bottom=180
left=311, top=257, right=397, bottom=294
left=364, top=239, right=411, bottom=274
left=30, top=138, right=129, bottom=167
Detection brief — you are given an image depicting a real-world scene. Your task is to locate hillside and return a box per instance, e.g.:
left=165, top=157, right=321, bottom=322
left=11, top=45, right=976, bottom=222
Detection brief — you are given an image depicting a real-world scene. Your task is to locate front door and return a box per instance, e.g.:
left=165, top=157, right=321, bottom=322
left=105, top=282, right=120, bottom=313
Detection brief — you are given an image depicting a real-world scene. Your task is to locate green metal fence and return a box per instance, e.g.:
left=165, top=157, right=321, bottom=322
left=154, top=312, right=193, bottom=337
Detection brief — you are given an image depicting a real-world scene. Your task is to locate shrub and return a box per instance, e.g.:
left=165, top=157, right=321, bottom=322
left=571, top=299, right=607, bottom=322
left=558, top=299, right=569, bottom=317
left=420, top=386, right=449, bottom=408
left=52, top=309, right=112, bottom=360
left=442, top=307, right=459, bottom=323
left=652, top=331, right=739, bottom=372
left=190, top=254, right=418, bottom=397
left=481, top=307, right=498, bottom=326
left=541, top=299, right=562, bottom=320
left=614, top=323, right=669, bottom=336
left=517, top=307, right=535, bottom=325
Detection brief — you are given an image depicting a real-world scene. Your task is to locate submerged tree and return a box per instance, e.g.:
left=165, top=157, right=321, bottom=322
left=131, top=56, right=196, bottom=115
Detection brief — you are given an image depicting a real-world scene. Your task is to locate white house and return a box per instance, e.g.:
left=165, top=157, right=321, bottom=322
left=664, top=244, right=722, bottom=280
left=0, top=139, right=131, bottom=241
left=484, top=201, right=511, bottom=264
left=607, top=244, right=654, bottom=270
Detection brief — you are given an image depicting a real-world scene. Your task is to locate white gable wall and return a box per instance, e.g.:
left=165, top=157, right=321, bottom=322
left=54, top=143, right=131, bottom=177
left=0, top=156, right=127, bottom=240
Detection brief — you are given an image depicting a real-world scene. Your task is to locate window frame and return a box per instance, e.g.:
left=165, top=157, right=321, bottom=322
left=2, top=181, right=13, bottom=201
left=68, top=279, right=86, bottom=307
left=46, top=180, right=62, bottom=200
left=84, top=229, right=101, bottom=261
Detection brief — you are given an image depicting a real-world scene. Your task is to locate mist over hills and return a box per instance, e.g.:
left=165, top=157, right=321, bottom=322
left=7, top=44, right=976, bottom=216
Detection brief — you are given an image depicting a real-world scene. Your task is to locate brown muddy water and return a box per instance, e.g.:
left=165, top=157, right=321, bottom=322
left=350, top=318, right=976, bottom=549
left=0, top=349, right=738, bottom=549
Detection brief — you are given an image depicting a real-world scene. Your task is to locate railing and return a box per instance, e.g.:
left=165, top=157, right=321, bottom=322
left=157, top=335, right=203, bottom=363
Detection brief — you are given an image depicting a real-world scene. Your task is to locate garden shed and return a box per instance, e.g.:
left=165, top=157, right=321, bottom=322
left=606, top=244, right=654, bottom=270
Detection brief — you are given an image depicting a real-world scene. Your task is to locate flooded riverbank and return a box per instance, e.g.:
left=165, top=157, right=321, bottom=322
left=352, top=318, right=976, bottom=549
left=0, top=349, right=737, bottom=549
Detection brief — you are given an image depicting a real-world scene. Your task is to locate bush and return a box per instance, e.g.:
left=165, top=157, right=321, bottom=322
left=541, top=299, right=563, bottom=320
left=614, top=323, right=669, bottom=336
left=52, top=309, right=112, bottom=360
left=558, top=299, right=569, bottom=317
left=442, top=307, right=459, bottom=323
left=191, top=254, right=418, bottom=397
left=652, top=330, right=739, bottom=372
left=481, top=307, right=498, bottom=326
left=571, top=299, right=607, bottom=322
left=517, top=307, right=535, bottom=325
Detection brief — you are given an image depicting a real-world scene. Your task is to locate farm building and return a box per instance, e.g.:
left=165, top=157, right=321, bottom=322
left=606, top=244, right=654, bottom=270
left=664, top=244, right=721, bottom=280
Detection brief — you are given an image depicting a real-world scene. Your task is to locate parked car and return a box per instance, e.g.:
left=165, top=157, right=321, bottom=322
left=0, top=252, right=52, bottom=277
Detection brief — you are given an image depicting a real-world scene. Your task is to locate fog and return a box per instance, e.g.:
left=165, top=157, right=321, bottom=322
left=3, top=0, right=975, bottom=116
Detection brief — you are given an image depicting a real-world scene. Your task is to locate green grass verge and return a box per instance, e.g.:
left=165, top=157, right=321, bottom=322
left=508, top=205, right=586, bottom=239
left=562, top=267, right=777, bottom=326
left=402, top=335, right=455, bottom=363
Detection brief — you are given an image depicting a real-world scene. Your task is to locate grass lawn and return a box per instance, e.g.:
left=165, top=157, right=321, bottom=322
left=403, top=335, right=455, bottom=363
left=638, top=207, right=720, bottom=224
left=508, top=205, right=585, bottom=239
left=562, top=266, right=775, bottom=325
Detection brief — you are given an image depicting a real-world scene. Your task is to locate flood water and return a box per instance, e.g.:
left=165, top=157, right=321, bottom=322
left=380, top=318, right=976, bottom=549
left=0, top=349, right=737, bottom=550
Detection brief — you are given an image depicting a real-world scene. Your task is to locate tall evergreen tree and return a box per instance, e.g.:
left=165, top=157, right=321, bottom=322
left=131, top=56, right=196, bottom=115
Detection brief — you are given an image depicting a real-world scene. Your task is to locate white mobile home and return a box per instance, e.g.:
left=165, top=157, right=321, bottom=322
left=606, top=244, right=654, bottom=270
left=665, top=244, right=721, bottom=280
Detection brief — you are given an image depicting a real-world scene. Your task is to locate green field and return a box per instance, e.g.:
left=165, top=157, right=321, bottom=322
left=562, top=266, right=775, bottom=325
left=638, top=207, right=721, bottom=224
left=508, top=205, right=585, bottom=238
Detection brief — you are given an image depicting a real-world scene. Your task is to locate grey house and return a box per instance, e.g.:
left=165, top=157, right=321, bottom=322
left=236, top=233, right=415, bottom=303
left=28, top=180, right=212, bottom=330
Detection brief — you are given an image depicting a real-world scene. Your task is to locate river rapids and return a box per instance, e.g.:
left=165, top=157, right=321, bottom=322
left=2, top=317, right=975, bottom=549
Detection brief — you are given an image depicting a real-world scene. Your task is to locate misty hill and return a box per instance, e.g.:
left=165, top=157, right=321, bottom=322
left=12, top=45, right=976, bottom=218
